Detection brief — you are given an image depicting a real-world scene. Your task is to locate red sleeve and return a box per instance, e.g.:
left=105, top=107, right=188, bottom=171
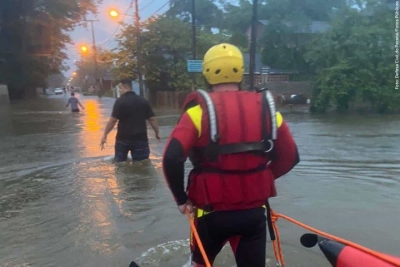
left=162, top=112, right=199, bottom=205
left=269, top=120, right=300, bottom=179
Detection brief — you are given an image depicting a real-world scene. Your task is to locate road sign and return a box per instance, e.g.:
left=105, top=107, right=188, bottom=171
left=187, top=60, right=203, bottom=73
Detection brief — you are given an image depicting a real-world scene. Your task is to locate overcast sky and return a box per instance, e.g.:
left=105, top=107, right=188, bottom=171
left=63, top=0, right=170, bottom=77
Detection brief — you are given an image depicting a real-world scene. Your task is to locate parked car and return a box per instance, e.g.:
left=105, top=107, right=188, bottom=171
left=54, top=88, right=63, bottom=95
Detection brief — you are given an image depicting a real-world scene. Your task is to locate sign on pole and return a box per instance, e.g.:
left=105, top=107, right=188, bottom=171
left=187, top=60, right=203, bottom=73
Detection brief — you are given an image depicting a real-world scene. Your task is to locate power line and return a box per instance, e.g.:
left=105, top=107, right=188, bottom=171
left=93, top=0, right=183, bottom=50
left=100, top=0, right=176, bottom=48
left=97, top=0, right=158, bottom=48
left=157, top=0, right=185, bottom=17
left=147, top=1, right=170, bottom=18
left=140, top=0, right=157, bottom=12
left=97, top=0, right=135, bottom=48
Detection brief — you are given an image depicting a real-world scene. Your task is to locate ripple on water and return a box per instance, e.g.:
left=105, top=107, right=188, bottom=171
left=134, top=239, right=328, bottom=267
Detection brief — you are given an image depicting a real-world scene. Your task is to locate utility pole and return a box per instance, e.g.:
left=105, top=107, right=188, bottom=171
left=249, top=0, right=258, bottom=91
left=83, top=19, right=100, bottom=97
left=191, top=0, right=197, bottom=91
left=134, top=0, right=145, bottom=97
left=191, top=0, right=197, bottom=60
left=89, top=20, right=101, bottom=97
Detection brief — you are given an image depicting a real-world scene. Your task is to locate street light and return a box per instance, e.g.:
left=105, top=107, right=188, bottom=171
left=108, top=5, right=144, bottom=97
left=78, top=19, right=101, bottom=97
left=109, top=9, right=135, bottom=18
left=109, top=10, right=119, bottom=18
left=81, top=45, right=88, bottom=53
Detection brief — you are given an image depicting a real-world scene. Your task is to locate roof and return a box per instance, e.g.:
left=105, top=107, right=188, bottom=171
left=258, top=20, right=330, bottom=33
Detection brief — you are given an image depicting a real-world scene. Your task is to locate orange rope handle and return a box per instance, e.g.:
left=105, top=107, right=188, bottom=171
left=186, top=210, right=212, bottom=267
left=270, top=209, right=400, bottom=267
left=272, top=222, right=285, bottom=266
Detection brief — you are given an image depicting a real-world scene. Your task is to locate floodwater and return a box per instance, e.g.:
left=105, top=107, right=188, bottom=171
left=0, top=94, right=399, bottom=267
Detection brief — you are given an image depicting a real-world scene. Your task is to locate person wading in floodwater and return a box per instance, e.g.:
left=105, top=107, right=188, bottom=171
left=100, top=79, right=160, bottom=162
left=65, top=92, right=85, bottom=113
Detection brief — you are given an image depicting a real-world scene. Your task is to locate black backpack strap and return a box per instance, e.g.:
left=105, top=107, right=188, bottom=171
left=266, top=200, right=276, bottom=241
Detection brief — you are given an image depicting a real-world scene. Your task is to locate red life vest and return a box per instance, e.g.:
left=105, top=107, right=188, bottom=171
left=182, top=89, right=278, bottom=211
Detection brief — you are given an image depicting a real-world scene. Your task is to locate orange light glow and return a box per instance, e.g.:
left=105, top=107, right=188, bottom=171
left=109, top=9, right=119, bottom=18
left=81, top=45, right=88, bottom=53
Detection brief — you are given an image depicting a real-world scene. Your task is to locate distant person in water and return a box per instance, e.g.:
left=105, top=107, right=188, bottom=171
left=65, top=92, right=84, bottom=113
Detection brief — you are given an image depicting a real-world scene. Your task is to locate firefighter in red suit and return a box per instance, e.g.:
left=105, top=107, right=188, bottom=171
left=162, top=43, right=300, bottom=267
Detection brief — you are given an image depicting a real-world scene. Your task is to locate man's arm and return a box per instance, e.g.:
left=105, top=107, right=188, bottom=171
left=100, top=117, right=118, bottom=149
left=78, top=100, right=85, bottom=110
left=269, top=112, right=300, bottom=179
left=103, top=117, right=118, bottom=137
left=163, top=107, right=200, bottom=212
left=100, top=100, right=120, bottom=149
left=148, top=116, right=160, bottom=140
left=65, top=99, right=70, bottom=108
left=144, top=101, right=159, bottom=139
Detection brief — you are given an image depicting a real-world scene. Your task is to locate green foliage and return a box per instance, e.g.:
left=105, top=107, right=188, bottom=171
left=0, top=0, right=100, bottom=99
left=258, top=0, right=347, bottom=73
left=167, top=0, right=223, bottom=31
left=111, top=16, right=223, bottom=93
left=73, top=48, right=114, bottom=90
left=1, top=0, right=394, bottom=113
left=307, top=2, right=398, bottom=113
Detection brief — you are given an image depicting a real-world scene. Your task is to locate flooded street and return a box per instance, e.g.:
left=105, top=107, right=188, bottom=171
left=0, top=95, right=399, bottom=267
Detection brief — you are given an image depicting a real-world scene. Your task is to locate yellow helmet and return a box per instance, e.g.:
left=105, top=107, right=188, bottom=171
left=202, top=43, right=244, bottom=85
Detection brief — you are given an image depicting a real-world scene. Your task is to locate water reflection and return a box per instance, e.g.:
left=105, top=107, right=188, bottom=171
left=77, top=98, right=114, bottom=159
left=0, top=96, right=399, bottom=266
left=83, top=100, right=102, bottom=132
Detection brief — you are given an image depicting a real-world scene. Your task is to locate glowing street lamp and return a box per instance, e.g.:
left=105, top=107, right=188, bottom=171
left=109, top=9, right=119, bottom=18
left=109, top=9, right=135, bottom=18
left=81, top=45, right=88, bottom=53
left=107, top=5, right=144, bottom=96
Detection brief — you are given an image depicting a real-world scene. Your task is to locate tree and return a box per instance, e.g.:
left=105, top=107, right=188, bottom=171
left=258, top=0, right=347, bottom=72
left=112, top=16, right=224, bottom=97
left=47, top=73, right=66, bottom=89
left=306, top=1, right=399, bottom=113
left=73, top=48, right=114, bottom=91
left=168, top=0, right=223, bottom=32
left=0, top=0, right=101, bottom=100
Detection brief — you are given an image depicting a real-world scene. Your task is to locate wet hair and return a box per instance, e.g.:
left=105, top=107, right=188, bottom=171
left=71, top=92, right=75, bottom=96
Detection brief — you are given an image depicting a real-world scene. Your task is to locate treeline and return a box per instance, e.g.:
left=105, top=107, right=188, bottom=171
left=0, top=0, right=100, bottom=99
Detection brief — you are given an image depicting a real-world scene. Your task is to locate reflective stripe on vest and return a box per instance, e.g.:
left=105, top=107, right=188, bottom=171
left=265, top=90, right=277, bottom=140
left=197, top=89, right=219, bottom=142
left=195, top=89, right=277, bottom=158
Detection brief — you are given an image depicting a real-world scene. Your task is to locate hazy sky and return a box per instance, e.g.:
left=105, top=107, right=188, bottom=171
left=63, top=0, right=170, bottom=77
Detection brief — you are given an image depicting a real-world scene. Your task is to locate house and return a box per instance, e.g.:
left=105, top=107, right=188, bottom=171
left=242, top=53, right=298, bottom=86
left=102, top=70, right=115, bottom=93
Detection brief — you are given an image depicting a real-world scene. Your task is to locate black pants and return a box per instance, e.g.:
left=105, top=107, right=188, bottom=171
left=191, top=207, right=266, bottom=267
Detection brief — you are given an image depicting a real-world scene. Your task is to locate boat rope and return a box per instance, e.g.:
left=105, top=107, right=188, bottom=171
left=269, top=208, right=400, bottom=267
left=186, top=210, right=212, bottom=267
left=183, top=207, right=399, bottom=267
